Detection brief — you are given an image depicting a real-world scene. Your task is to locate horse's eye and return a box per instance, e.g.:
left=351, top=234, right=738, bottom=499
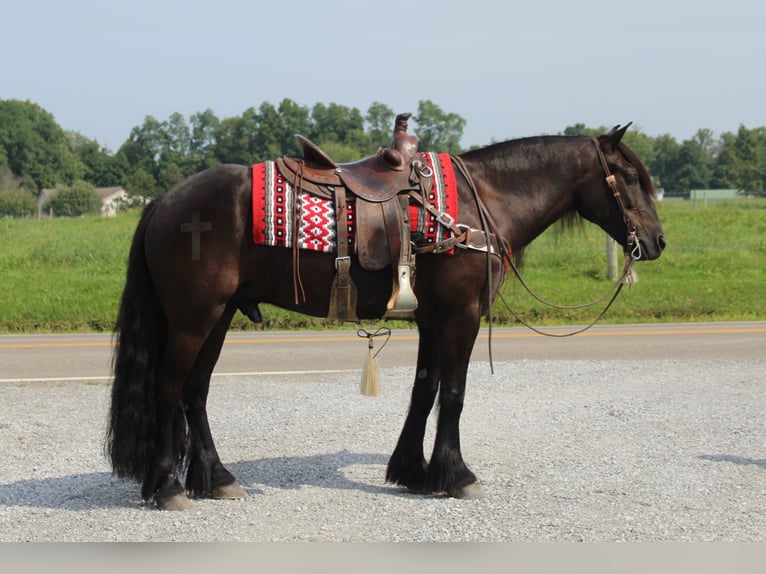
left=624, top=173, right=639, bottom=185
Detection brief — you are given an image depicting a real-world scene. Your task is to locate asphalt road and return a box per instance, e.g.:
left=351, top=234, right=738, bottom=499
left=0, top=321, right=764, bottom=383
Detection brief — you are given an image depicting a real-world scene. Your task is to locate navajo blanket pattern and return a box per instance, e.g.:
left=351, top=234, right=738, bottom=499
left=251, top=152, right=458, bottom=254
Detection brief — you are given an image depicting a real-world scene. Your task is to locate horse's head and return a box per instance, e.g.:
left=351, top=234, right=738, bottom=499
left=578, top=125, right=666, bottom=261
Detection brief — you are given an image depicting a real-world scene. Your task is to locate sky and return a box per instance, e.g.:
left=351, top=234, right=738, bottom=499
left=2, top=0, right=763, bottom=152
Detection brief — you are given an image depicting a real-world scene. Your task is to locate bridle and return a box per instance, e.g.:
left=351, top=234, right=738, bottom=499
left=591, top=137, right=643, bottom=261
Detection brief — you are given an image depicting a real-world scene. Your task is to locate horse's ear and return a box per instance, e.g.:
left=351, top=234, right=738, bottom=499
left=600, top=122, right=633, bottom=148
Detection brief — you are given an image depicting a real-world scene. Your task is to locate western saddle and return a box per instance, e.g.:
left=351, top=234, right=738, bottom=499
left=276, top=113, right=454, bottom=321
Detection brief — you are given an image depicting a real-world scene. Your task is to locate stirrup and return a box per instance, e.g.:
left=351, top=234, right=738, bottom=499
left=384, top=264, right=418, bottom=319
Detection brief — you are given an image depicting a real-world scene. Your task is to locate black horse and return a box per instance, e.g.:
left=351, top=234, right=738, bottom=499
left=107, top=124, right=665, bottom=509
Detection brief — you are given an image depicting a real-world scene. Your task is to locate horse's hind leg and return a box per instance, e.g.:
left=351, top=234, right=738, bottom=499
left=184, top=304, right=246, bottom=500
left=386, top=324, right=441, bottom=492
left=142, top=332, right=205, bottom=510
left=141, top=305, right=239, bottom=509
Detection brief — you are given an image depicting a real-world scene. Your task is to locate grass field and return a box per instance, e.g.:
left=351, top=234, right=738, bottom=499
left=1, top=199, right=764, bottom=333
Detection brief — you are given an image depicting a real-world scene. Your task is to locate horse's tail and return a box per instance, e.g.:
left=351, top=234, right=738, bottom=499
left=106, top=201, right=166, bottom=481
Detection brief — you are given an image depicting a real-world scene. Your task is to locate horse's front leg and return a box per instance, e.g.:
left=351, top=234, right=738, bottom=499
left=386, top=324, right=441, bottom=492
left=427, top=312, right=485, bottom=499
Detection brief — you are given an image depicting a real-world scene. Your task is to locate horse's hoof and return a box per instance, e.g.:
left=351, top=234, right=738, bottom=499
left=157, top=492, right=193, bottom=511
left=212, top=482, right=247, bottom=500
left=448, top=483, right=485, bottom=499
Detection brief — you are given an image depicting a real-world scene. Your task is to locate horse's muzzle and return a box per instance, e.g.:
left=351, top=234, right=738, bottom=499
left=638, top=234, right=666, bottom=261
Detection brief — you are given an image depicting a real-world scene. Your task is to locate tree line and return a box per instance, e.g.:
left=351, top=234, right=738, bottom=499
left=1, top=97, right=764, bottom=217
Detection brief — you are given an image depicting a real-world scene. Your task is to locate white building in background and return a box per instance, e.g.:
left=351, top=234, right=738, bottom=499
left=38, top=186, right=133, bottom=217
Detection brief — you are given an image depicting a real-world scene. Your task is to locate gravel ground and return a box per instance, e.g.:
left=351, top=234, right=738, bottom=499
left=1, top=359, right=764, bottom=542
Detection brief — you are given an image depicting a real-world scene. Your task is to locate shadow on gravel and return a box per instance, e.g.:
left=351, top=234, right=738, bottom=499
left=226, top=450, right=397, bottom=495
left=0, top=450, right=401, bottom=510
left=699, top=454, right=766, bottom=469
left=0, top=472, right=139, bottom=510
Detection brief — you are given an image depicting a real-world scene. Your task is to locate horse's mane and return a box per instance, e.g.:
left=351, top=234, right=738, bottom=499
left=462, top=136, right=655, bottom=198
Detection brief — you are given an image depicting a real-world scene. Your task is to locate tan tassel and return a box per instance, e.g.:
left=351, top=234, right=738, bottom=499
left=621, top=255, right=640, bottom=286
left=360, top=337, right=380, bottom=396
left=357, top=327, right=391, bottom=397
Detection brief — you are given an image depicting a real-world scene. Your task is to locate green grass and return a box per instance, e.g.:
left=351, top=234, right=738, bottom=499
left=0, top=215, right=132, bottom=332
left=1, top=199, right=764, bottom=333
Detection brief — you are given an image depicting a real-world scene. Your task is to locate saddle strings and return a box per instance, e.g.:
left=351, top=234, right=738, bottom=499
left=291, top=164, right=308, bottom=306
left=356, top=326, right=392, bottom=357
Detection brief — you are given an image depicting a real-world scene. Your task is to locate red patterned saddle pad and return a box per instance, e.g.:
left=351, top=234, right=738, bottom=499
left=251, top=152, right=458, bottom=254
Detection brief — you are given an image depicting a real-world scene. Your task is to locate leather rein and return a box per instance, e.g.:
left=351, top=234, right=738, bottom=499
left=452, top=137, right=643, bottom=342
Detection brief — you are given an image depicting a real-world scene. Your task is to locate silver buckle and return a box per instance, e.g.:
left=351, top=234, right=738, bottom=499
left=437, top=212, right=455, bottom=227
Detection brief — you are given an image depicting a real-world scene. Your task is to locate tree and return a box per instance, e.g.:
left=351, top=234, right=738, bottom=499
left=125, top=168, right=160, bottom=201
left=0, top=165, right=23, bottom=191
left=710, top=131, right=737, bottom=189
left=0, top=164, right=37, bottom=217
left=710, top=126, right=766, bottom=195
left=562, top=123, right=604, bottom=137
left=213, top=108, right=259, bottom=165
left=117, top=115, right=171, bottom=199
left=158, top=162, right=184, bottom=191
left=693, top=128, right=718, bottom=158
left=563, top=123, right=655, bottom=165
left=414, top=100, right=465, bottom=154
left=622, top=129, right=656, bottom=168
left=0, top=99, right=84, bottom=192
left=312, top=141, right=364, bottom=163
left=275, top=98, right=311, bottom=156
left=647, top=134, right=681, bottom=192
left=0, top=189, right=37, bottom=217
left=69, top=131, right=127, bottom=187
left=188, top=109, right=221, bottom=172
left=730, top=125, right=764, bottom=195
left=309, top=102, right=368, bottom=152
left=159, top=112, right=192, bottom=176
left=365, top=102, right=396, bottom=148
left=45, top=180, right=101, bottom=217
left=118, top=116, right=164, bottom=176
left=671, top=138, right=712, bottom=194
left=251, top=102, right=288, bottom=160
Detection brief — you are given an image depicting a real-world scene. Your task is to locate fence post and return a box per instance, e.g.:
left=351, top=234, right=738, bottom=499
left=606, top=234, right=619, bottom=281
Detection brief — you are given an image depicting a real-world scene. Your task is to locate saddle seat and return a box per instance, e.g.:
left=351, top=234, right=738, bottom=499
left=277, top=135, right=430, bottom=203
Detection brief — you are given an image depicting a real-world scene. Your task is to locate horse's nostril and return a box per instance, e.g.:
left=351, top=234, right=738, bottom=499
left=658, top=235, right=666, bottom=251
